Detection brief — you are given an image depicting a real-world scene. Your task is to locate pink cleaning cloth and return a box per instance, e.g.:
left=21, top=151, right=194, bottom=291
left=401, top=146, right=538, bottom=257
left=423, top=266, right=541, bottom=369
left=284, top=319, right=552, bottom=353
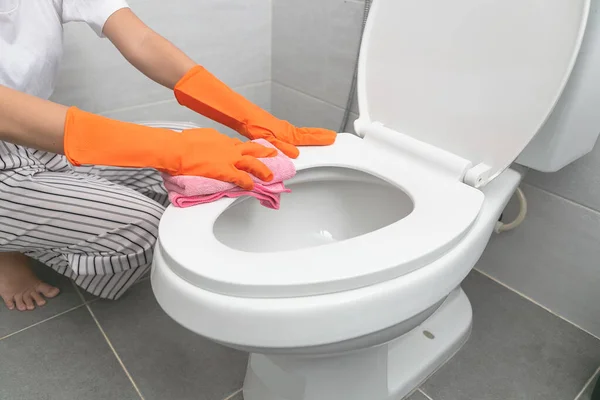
left=161, top=139, right=296, bottom=210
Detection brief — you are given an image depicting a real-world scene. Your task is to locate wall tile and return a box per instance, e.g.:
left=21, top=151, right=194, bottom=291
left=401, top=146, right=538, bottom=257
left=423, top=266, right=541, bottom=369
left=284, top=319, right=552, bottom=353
left=477, top=184, right=600, bottom=338
left=130, top=0, right=271, bottom=87
left=51, top=0, right=271, bottom=113
left=526, top=139, right=600, bottom=213
left=272, top=82, right=358, bottom=134
left=272, top=0, right=364, bottom=109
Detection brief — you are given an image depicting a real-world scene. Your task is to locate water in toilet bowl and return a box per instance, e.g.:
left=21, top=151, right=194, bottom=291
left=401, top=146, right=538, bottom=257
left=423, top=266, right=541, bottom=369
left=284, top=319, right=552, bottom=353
left=213, top=167, right=413, bottom=253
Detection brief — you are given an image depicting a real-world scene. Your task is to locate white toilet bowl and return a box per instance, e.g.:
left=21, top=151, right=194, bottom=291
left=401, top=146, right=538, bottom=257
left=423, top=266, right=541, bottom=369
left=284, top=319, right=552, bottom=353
left=152, top=148, right=520, bottom=399
left=150, top=0, right=591, bottom=398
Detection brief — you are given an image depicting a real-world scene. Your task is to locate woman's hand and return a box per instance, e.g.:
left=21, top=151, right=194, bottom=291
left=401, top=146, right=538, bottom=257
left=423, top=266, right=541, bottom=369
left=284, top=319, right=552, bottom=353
left=175, top=129, right=276, bottom=189
left=64, top=108, right=276, bottom=190
left=102, top=10, right=336, bottom=158
left=234, top=116, right=337, bottom=160
left=175, top=66, right=337, bottom=158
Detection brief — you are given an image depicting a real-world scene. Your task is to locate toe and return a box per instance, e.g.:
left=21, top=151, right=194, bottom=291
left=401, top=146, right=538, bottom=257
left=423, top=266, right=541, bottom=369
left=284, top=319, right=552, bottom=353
left=31, top=291, right=46, bottom=307
left=38, top=283, right=60, bottom=299
left=23, top=292, right=35, bottom=310
left=14, top=294, right=27, bottom=311
left=2, top=295, right=15, bottom=310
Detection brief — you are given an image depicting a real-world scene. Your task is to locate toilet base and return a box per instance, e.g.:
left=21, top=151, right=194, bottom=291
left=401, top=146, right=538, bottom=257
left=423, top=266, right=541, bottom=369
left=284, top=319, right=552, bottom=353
left=243, top=287, right=472, bottom=400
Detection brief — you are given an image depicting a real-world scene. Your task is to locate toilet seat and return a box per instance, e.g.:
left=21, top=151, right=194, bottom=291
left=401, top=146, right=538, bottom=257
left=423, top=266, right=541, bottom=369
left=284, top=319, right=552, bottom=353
left=158, top=134, right=484, bottom=299
left=157, top=0, right=588, bottom=300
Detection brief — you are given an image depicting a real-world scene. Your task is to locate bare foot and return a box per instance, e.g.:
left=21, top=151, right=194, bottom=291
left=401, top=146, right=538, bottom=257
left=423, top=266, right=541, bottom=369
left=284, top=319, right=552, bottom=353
left=0, top=252, right=60, bottom=311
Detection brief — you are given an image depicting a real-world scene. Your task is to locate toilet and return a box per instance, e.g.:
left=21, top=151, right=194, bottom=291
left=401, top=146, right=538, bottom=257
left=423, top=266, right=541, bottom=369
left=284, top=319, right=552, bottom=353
left=149, top=1, right=598, bottom=399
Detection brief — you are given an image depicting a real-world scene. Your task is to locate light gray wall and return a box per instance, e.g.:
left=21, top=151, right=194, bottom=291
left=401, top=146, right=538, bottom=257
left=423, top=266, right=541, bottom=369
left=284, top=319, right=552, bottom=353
left=271, top=0, right=600, bottom=338
left=271, top=0, right=364, bottom=133
left=51, top=0, right=271, bottom=138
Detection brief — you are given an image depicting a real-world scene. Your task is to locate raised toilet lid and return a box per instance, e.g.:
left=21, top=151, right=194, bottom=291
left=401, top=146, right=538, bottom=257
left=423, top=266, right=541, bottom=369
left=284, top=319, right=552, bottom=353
left=357, top=0, right=589, bottom=183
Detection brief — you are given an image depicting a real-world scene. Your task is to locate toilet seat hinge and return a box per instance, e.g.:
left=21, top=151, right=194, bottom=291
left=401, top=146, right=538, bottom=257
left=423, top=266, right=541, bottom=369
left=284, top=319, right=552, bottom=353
left=356, top=120, right=491, bottom=188
left=463, top=163, right=492, bottom=188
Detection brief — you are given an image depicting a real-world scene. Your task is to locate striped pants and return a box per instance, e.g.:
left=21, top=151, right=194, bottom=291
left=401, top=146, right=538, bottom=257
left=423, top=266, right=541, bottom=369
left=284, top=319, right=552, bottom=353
left=0, top=142, right=167, bottom=300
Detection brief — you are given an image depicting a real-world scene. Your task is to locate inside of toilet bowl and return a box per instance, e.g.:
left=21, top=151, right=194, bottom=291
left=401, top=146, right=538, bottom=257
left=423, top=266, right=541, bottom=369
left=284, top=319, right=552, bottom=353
left=213, top=167, right=413, bottom=253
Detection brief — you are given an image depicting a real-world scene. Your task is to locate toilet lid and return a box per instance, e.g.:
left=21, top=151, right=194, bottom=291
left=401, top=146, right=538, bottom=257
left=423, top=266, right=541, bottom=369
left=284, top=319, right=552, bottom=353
left=358, top=0, right=590, bottom=182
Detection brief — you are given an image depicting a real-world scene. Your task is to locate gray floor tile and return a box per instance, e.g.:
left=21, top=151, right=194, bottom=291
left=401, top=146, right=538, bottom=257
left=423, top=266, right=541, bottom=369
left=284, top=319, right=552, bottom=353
left=0, top=261, right=83, bottom=338
left=89, top=280, right=248, bottom=400
left=228, top=390, right=243, bottom=400
left=232, top=388, right=432, bottom=399
left=0, top=307, right=139, bottom=400
left=223, top=387, right=432, bottom=399
left=423, top=271, right=600, bottom=400
left=578, top=369, right=600, bottom=400
left=406, top=389, right=432, bottom=400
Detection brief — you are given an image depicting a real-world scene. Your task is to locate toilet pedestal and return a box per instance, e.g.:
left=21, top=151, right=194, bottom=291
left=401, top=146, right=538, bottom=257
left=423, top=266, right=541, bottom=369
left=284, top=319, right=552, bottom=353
left=243, top=288, right=472, bottom=400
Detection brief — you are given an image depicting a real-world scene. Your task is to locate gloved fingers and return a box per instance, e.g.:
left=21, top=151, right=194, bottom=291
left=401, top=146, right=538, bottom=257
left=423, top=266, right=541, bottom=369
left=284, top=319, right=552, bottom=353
left=222, top=166, right=255, bottom=190
left=238, top=141, right=277, bottom=158
left=235, top=156, right=274, bottom=182
left=267, top=138, right=300, bottom=159
left=295, top=128, right=337, bottom=146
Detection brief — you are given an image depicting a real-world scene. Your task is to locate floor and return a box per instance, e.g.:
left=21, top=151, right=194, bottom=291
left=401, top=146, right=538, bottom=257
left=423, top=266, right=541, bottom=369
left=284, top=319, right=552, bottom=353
left=1, top=263, right=599, bottom=400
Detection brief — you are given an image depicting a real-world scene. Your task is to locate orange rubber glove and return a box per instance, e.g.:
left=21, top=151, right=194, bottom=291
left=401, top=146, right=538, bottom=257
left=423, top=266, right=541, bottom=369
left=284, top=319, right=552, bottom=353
left=174, top=65, right=337, bottom=158
left=63, top=107, right=276, bottom=190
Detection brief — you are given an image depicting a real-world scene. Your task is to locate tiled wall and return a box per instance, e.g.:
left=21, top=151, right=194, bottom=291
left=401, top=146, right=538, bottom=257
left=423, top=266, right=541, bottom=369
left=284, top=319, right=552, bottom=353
left=50, top=0, right=271, bottom=139
left=271, top=0, right=365, bottom=133
left=271, top=0, right=600, bottom=338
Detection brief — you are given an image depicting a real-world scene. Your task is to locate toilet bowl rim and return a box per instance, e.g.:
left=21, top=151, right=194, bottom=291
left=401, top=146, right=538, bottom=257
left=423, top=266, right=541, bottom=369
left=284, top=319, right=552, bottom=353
left=151, top=166, right=521, bottom=350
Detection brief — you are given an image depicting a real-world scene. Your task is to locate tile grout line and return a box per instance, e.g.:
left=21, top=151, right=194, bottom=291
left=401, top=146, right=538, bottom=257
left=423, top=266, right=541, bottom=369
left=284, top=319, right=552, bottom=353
left=222, top=388, right=242, bottom=400
left=98, top=79, right=271, bottom=116
left=524, top=181, right=600, bottom=215
left=99, top=98, right=175, bottom=116
left=473, top=268, right=600, bottom=341
left=272, top=80, right=355, bottom=114
left=418, top=388, right=435, bottom=400
left=574, top=367, right=600, bottom=400
left=84, top=302, right=146, bottom=400
left=0, top=303, right=87, bottom=341
left=72, top=282, right=146, bottom=400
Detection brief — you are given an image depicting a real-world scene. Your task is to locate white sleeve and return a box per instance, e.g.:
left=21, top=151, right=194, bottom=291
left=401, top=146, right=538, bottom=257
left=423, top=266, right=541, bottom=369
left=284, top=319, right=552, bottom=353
left=61, top=0, right=130, bottom=37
